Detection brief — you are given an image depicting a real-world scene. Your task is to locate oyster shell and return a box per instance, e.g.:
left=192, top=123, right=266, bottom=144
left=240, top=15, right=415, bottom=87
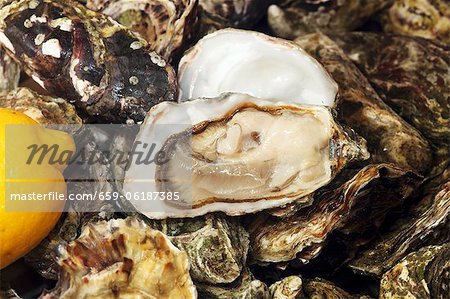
left=150, top=214, right=249, bottom=284
left=0, top=46, right=19, bottom=94
left=303, top=278, right=370, bottom=299
left=349, top=173, right=450, bottom=277
left=269, top=276, right=303, bottom=299
left=0, top=0, right=177, bottom=123
left=249, top=164, right=421, bottom=263
left=380, top=244, right=450, bottom=299
left=0, top=87, right=82, bottom=124
left=196, top=268, right=269, bottom=299
left=178, top=29, right=338, bottom=106
left=380, top=0, right=450, bottom=44
left=85, top=0, right=198, bottom=61
left=267, top=0, right=388, bottom=39
left=123, top=93, right=368, bottom=219
left=295, top=32, right=433, bottom=174
left=40, top=217, right=197, bottom=298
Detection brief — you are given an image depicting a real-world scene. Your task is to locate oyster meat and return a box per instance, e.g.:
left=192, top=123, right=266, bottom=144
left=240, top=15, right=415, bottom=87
left=380, top=0, right=450, bottom=44
left=85, top=0, right=198, bottom=61
left=267, top=0, right=388, bottom=39
left=40, top=217, right=197, bottom=298
left=124, top=93, right=368, bottom=219
left=249, top=164, right=421, bottom=263
left=178, top=29, right=338, bottom=106
left=0, top=46, right=19, bottom=95
left=0, top=0, right=177, bottom=123
left=0, top=87, right=82, bottom=124
left=295, top=32, right=433, bottom=174
left=380, top=244, right=450, bottom=299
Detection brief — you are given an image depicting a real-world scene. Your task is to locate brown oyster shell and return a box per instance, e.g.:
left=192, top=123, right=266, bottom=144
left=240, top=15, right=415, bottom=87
left=380, top=244, right=450, bottom=299
left=249, top=164, right=422, bottom=264
left=269, top=276, right=304, bottom=299
left=349, top=171, right=450, bottom=278
left=0, top=87, right=82, bottom=124
left=303, top=278, right=371, bottom=299
left=85, top=0, right=198, bottom=61
left=0, top=46, right=19, bottom=95
left=268, top=0, right=388, bottom=39
left=40, top=217, right=197, bottom=298
left=380, top=0, right=450, bottom=44
left=295, top=32, right=433, bottom=174
left=0, top=0, right=177, bottom=123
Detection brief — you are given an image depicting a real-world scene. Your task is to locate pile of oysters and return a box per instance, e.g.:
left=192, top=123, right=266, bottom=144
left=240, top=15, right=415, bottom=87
left=0, top=0, right=448, bottom=298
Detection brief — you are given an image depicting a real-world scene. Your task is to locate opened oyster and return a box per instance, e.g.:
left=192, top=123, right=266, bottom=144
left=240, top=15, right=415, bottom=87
left=41, top=217, right=197, bottom=298
left=295, top=32, right=432, bottom=174
left=0, top=0, right=177, bottom=123
left=249, top=164, right=421, bottom=263
left=380, top=0, right=450, bottom=44
left=178, top=29, right=338, bottom=106
left=86, top=0, right=198, bottom=60
left=267, top=0, right=388, bottom=39
left=124, top=93, right=368, bottom=219
left=380, top=244, right=450, bottom=299
left=0, top=46, right=19, bottom=94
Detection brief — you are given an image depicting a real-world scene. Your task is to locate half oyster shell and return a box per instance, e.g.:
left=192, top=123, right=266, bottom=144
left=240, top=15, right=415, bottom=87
left=0, top=46, right=19, bottom=95
left=295, top=32, right=433, bottom=174
left=267, top=0, right=388, bottom=39
left=249, top=164, right=421, bottom=263
left=85, top=0, right=198, bottom=61
left=178, top=29, right=338, bottom=106
left=380, top=244, right=450, bottom=299
left=0, top=0, right=177, bottom=123
left=123, top=93, right=368, bottom=219
left=40, top=217, right=197, bottom=298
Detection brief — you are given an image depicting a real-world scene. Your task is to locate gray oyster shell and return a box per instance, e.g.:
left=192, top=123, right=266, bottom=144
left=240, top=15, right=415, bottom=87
left=85, top=0, right=198, bottom=61
left=0, top=87, right=82, bottom=124
left=0, top=0, right=177, bottom=123
left=269, top=276, right=303, bottom=299
left=303, top=278, right=371, bottom=299
left=0, top=46, right=19, bottom=94
left=349, top=171, right=450, bottom=277
left=295, top=32, right=433, bottom=174
left=196, top=268, right=269, bottom=299
left=380, top=244, right=450, bottom=299
left=150, top=214, right=249, bottom=284
left=249, top=164, right=422, bottom=264
left=268, top=0, right=388, bottom=39
left=380, top=0, right=450, bottom=44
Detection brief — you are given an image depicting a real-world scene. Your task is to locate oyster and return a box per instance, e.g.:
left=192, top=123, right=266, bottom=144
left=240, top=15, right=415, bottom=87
left=178, top=29, right=338, bottom=106
left=269, top=276, right=303, bottom=299
left=85, top=0, right=198, bottom=61
left=0, top=87, right=82, bottom=124
left=249, top=164, right=421, bottom=263
left=267, top=0, right=388, bottom=39
left=349, top=174, right=450, bottom=277
left=0, top=0, right=177, bottom=123
left=379, top=244, right=450, bottom=299
left=40, top=217, right=197, bottom=298
left=196, top=268, right=269, bottom=299
left=303, top=278, right=370, bottom=299
left=0, top=46, right=19, bottom=94
left=295, top=32, right=432, bottom=174
left=380, top=0, right=450, bottom=44
left=123, top=93, right=368, bottom=219
left=150, top=214, right=249, bottom=284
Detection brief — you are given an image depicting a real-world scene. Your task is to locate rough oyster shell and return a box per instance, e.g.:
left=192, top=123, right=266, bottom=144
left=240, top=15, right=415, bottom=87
left=123, top=93, right=368, bottom=219
left=303, top=278, right=370, bottom=299
left=0, top=87, right=82, bottom=124
left=269, top=276, right=303, bottom=299
left=295, top=32, right=432, bottom=174
left=380, top=0, right=450, bottom=44
left=0, top=0, right=177, bottom=123
left=349, top=172, right=450, bottom=278
left=380, top=244, right=450, bottom=299
left=249, top=164, right=421, bottom=263
left=267, top=0, right=388, bottom=39
left=178, top=29, right=338, bottom=106
left=150, top=214, right=249, bottom=284
left=0, top=46, right=19, bottom=94
left=40, top=217, right=197, bottom=298
left=85, top=0, right=198, bottom=61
